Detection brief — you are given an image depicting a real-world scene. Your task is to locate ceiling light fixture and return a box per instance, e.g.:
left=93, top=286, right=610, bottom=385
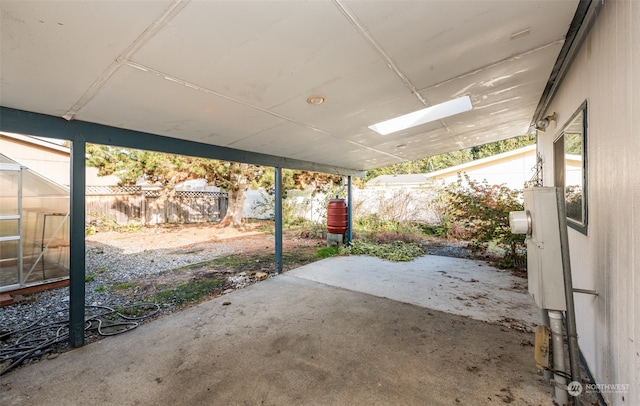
left=368, top=95, right=473, bottom=135
left=306, top=95, right=326, bottom=105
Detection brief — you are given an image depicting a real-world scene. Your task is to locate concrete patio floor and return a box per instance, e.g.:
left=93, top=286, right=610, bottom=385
left=1, top=255, right=553, bottom=405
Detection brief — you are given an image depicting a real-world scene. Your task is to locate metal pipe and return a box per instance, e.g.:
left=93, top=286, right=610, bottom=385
left=555, top=187, right=582, bottom=405
left=573, top=288, right=598, bottom=296
left=274, top=166, right=283, bottom=274
left=549, top=310, right=569, bottom=405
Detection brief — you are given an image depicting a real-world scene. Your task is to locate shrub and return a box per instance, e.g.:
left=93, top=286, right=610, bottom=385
left=438, top=174, right=525, bottom=266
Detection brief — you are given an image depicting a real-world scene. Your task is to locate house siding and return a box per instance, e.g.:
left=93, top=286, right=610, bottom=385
left=0, top=135, right=70, bottom=185
left=538, top=1, right=639, bottom=405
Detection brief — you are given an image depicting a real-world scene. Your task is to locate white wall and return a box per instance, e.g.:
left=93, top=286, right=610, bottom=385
left=1, top=134, right=119, bottom=187
left=538, top=2, right=639, bottom=404
left=430, top=146, right=538, bottom=190
left=0, top=135, right=70, bottom=185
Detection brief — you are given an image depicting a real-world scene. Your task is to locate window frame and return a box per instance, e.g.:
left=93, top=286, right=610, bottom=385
left=553, top=100, right=588, bottom=234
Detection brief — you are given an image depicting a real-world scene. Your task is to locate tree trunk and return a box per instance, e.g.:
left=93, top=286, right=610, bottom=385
left=219, top=163, right=249, bottom=227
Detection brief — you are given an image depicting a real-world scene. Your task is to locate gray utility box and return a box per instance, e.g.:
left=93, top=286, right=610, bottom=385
left=511, top=187, right=567, bottom=311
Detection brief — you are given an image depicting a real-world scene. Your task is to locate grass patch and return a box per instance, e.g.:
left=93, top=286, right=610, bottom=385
left=154, top=278, right=227, bottom=306
left=95, top=285, right=107, bottom=292
left=111, top=282, right=138, bottom=291
left=85, top=273, right=96, bottom=282
left=315, top=246, right=340, bottom=259
left=173, top=248, right=319, bottom=274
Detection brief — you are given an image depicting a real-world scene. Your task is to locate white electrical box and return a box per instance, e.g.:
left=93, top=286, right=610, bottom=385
left=512, top=187, right=567, bottom=311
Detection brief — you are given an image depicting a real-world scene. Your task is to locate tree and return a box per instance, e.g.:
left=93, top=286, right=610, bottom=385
left=86, top=145, right=266, bottom=227
left=359, top=134, right=536, bottom=185
left=86, top=145, right=343, bottom=227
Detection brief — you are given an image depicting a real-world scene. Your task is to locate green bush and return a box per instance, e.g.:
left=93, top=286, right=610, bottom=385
left=354, top=214, right=423, bottom=240
left=439, top=174, right=525, bottom=265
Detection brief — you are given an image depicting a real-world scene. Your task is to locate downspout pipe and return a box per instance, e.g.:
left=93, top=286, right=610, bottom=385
left=549, top=310, right=569, bottom=406
left=556, top=188, right=582, bottom=404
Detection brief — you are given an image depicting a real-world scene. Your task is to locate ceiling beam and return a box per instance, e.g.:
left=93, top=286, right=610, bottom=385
left=0, top=107, right=364, bottom=177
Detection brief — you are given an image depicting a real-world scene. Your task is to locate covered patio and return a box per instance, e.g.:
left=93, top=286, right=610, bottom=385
left=2, top=255, right=549, bottom=405
left=0, top=0, right=594, bottom=348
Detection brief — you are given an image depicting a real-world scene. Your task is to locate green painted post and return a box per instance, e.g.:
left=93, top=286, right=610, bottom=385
left=274, top=167, right=283, bottom=273
left=347, top=176, right=353, bottom=244
left=69, top=136, right=86, bottom=348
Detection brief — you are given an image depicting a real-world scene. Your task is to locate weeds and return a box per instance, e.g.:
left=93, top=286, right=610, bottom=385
left=111, top=282, right=138, bottom=291
left=154, top=278, right=227, bottom=306
left=86, top=212, right=144, bottom=234
left=343, top=240, right=424, bottom=262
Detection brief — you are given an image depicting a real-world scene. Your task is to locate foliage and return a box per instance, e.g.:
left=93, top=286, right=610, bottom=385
left=354, top=214, right=423, bottom=239
left=470, top=133, right=536, bottom=159
left=342, top=240, right=424, bottom=262
left=565, top=185, right=583, bottom=222
left=438, top=173, right=525, bottom=264
left=86, top=212, right=143, bottom=234
left=358, top=134, right=535, bottom=185
left=87, top=145, right=344, bottom=227
left=250, top=188, right=300, bottom=225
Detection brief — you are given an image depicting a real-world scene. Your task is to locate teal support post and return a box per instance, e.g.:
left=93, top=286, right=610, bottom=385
left=274, top=167, right=283, bottom=273
left=69, top=136, right=86, bottom=347
left=347, top=176, right=353, bottom=244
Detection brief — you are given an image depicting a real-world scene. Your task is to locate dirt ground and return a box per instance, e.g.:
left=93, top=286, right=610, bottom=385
left=86, top=221, right=323, bottom=256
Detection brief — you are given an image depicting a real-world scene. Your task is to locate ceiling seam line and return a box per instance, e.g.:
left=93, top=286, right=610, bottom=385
left=332, top=0, right=461, bottom=159
left=332, top=0, right=428, bottom=106
left=62, top=0, right=190, bottom=121
left=123, top=60, right=405, bottom=161
left=419, top=39, right=565, bottom=93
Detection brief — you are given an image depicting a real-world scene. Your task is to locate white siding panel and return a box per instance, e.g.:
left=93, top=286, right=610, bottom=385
left=538, top=1, right=639, bottom=405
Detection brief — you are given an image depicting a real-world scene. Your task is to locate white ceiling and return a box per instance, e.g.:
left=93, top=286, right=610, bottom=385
left=0, top=0, right=579, bottom=172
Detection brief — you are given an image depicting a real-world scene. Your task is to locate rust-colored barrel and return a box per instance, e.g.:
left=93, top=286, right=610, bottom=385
left=327, top=199, right=348, bottom=234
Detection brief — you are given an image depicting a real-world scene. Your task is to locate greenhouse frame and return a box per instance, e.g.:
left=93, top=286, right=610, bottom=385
left=0, top=153, right=70, bottom=292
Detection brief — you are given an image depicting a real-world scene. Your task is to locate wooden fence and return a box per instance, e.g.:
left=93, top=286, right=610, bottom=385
left=86, top=186, right=228, bottom=225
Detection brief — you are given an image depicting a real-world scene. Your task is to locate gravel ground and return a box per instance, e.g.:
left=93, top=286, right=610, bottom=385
left=2, top=237, right=244, bottom=330
left=1, top=226, right=296, bottom=375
